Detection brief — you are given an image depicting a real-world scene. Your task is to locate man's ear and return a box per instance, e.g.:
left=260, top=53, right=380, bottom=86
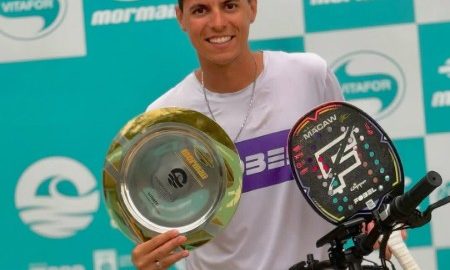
left=249, top=0, right=257, bottom=23
left=175, top=6, right=186, bottom=31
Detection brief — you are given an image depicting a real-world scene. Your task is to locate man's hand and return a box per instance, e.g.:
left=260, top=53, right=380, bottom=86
left=132, top=230, right=189, bottom=270
left=364, top=222, right=407, bottom=259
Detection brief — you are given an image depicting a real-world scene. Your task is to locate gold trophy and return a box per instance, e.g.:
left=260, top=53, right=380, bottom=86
left=103, top=108, right=242, bottom=250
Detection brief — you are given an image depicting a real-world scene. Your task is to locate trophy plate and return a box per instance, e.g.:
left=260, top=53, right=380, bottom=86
left=103, top=108, right=242, bottom=249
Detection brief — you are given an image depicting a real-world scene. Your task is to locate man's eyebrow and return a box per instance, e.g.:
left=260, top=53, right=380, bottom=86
left=223, top=0, right=239, bottom=4
left=188, top=2, right=207, bottom=11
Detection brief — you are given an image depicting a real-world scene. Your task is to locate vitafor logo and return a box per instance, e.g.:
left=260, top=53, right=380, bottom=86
left=332, top=51, right=405, bottom=120
left=0, top=0, right=67, bottom=40
left=168, top=168, right=187, bottom=188
left=91, top=0, right=176, bottom=26
left=15, top=156, right=99, bottom=238
left=310, top=0, right=349, bottom=5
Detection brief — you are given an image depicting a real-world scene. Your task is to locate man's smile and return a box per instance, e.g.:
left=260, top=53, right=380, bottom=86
left=206, top=35, right=234, bottom=44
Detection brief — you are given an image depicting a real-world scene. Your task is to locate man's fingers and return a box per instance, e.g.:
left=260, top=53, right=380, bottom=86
left=133, top=230, right=180, bottom=257
left=385, top=246, right=392, bottom=260
left=401, top=229, right=407, bottom=240
left=373, top=240, right=380, bottom=249
left=158, top=248, right=190, bottom=269
left=151, top=235, right=188, bottom=262
left=134, top=234, right=188, bottom=269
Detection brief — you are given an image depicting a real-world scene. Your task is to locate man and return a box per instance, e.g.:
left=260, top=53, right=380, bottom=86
left=132, top=0, right=343, bottom=269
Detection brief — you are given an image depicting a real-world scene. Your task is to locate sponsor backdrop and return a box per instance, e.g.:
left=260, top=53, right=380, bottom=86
left=1, top=0, right=449, bottom=269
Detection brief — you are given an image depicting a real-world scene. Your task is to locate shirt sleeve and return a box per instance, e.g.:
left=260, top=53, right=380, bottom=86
left=323, top=67, right=345, bottom=102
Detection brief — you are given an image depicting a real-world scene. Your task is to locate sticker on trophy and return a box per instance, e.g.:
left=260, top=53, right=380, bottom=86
left=103, top=108, right=243, bottom=250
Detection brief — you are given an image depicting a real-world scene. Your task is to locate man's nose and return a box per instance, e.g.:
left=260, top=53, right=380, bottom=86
left=209, top=9, right=226, bottom=31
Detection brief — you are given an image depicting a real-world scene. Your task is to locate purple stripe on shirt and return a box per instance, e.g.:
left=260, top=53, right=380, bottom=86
left=235, top=129, right=294, bottom=193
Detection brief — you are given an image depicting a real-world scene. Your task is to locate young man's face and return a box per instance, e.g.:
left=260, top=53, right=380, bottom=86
left=176, top=0, right=257, bottom=66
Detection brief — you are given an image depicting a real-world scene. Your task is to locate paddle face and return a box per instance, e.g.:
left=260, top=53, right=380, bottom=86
left=288, top=102, right=404, bottom=224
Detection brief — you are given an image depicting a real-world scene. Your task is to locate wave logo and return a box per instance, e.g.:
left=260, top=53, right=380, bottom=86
left=0, top=0, right=67, bottom=40
left=168, top=168, right=187, bottom=188
left=332, top=51, right=406, bottom=120
left=15, top=156, right=99, bottom=238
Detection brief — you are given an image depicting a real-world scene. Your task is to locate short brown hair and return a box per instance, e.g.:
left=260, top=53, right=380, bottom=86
left=178, top=0, right=253, bottom=10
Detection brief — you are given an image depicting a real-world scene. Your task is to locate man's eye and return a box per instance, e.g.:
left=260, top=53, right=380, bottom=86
left=192, top=7, right=207, bottom=15
left=224, top=3, right=237, bottom=10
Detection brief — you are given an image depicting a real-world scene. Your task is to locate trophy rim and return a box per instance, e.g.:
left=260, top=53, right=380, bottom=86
left=103, top=107, right=243, bottom=248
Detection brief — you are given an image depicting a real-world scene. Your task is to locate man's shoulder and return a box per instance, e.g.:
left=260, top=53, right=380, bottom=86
left=266, top=50, right=326, bottom=65
left=146, top=72, right=197, bottom=111
left=264, top=50, right=328, bottom=76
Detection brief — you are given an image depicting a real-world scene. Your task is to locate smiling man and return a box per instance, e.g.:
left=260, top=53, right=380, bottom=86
left=131, top=0, right=343, bottom=269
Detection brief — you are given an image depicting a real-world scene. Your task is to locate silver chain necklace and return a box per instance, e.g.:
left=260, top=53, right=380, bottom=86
left=201, top=55, right=257, bottom=143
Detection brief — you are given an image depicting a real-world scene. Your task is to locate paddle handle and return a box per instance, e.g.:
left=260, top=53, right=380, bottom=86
left=388, top=230, right=420, bottom=270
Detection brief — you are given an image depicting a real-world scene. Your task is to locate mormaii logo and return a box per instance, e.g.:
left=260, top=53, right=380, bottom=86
left=15, top=156, right=99, bottom=238
left=332, top=51, right=406, bottom=120
left=91, top=0, right=176, bottom=26
left=309, top=0, right=352, bottom=6
left=0, top=0, right=67, bottom=40
left=438, top=58, right=450, bottom=78
left=432, top=58, right=450, bottom=108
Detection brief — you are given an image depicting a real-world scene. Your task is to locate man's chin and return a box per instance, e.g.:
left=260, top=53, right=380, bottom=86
left=202, top=51, right=241, bottom=66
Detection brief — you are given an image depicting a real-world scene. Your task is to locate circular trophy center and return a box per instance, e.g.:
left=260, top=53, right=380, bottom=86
left=122, top=123, right=226, bottom=231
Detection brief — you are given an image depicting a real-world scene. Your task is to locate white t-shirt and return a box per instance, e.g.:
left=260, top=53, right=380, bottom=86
left=147, top=51, right=344, bottom=270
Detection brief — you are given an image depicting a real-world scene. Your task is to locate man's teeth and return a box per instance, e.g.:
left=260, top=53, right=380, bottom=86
left=209, top=36, right=232, bottom=44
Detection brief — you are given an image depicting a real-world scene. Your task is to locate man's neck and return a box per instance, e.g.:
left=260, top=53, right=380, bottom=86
left=197, top=51, right=262, bottom=94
